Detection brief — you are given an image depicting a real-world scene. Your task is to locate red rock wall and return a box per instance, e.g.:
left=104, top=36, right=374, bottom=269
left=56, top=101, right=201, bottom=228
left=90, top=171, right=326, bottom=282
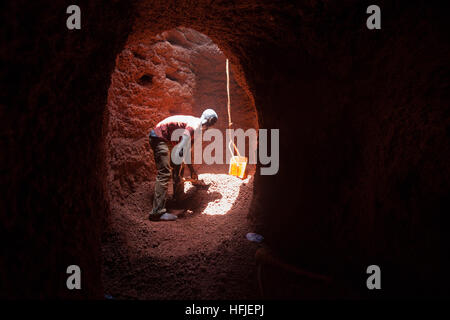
left=1, top=0, right=449, bottom=298
left=107, top=27, right=257, bottom=201
left=0, top=0, right=136, bottom=298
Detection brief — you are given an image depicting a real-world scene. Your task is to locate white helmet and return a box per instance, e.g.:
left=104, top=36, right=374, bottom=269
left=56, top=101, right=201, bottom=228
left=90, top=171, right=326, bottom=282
left=201, top=109, right=218, bottom=126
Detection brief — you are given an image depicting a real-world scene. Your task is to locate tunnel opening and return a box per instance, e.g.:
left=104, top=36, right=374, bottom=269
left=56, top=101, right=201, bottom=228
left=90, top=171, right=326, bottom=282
left=102, top=27, right=260, bottom=299
left=2, top=0, right=450, bottom=300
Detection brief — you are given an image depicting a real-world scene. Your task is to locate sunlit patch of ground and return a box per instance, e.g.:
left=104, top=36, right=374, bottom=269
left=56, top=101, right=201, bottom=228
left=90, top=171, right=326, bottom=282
left=184, top=173, right=253, bottom=215
left=102, top=171, right=259, bottom=299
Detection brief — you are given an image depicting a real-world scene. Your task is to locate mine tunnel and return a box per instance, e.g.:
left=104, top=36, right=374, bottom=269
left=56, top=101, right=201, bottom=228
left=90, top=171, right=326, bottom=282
left=1, top=0, right=450, bottom=299
left=102, top=27, right=260, bottom=299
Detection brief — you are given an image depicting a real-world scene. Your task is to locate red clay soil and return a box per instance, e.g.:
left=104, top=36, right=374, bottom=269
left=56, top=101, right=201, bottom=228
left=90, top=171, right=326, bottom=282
left=101, top=26, right=261, bottom=300
left=105, top=27, right=258, bottom=202
left=101, top=170, right=261, bottom=300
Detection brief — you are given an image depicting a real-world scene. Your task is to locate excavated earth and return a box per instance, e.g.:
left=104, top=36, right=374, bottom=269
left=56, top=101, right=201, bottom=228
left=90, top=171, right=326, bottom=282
left=101, top=28, right=260, bottom=299
left=4, top=1, right=449, bottom=299
left=101, top=172, right=259, bottom=299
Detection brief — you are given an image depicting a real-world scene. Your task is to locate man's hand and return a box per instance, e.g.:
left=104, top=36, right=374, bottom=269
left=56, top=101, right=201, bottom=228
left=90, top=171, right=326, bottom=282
left=187, top=163, right=198, bottom=180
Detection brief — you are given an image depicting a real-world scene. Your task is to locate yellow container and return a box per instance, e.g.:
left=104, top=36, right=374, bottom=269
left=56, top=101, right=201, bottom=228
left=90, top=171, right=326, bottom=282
left=228, top=156, right=248, bottom=179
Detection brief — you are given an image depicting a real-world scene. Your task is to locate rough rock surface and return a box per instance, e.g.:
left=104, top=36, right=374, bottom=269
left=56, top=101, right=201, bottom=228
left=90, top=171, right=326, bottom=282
left=106, top=27, right=258, bottom=201
left=104, top=28, right=259, bottom=299
left=1, top=0, right=449, bottom=299
left=102, top=173, right=258, bottom=299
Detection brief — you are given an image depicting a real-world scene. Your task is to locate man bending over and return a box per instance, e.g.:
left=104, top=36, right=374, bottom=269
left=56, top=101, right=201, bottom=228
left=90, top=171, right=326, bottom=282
left=148, top=109, right=218, bottom=221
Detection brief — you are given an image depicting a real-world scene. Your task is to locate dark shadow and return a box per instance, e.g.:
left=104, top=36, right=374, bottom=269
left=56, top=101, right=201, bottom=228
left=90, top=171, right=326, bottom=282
left=166, top=189, right=223, bottom=219
left=103, top=26, right=260, bottom=300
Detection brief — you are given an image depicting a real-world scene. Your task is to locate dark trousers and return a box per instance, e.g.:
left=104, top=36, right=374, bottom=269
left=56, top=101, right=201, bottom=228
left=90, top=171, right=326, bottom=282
left=149, top=135, right=183, bottom=215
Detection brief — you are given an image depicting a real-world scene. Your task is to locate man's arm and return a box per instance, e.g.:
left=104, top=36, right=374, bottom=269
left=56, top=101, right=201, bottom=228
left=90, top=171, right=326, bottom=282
left=187, top=163, right=198, bottom=180
left=173, top=133, right=190, bottom=164
left=174, top=134, right=199, bottom=180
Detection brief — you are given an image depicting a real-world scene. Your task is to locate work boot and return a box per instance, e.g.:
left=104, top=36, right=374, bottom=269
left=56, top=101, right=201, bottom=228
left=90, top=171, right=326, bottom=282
left=148, top=208, right=166, bottom=221
left=159, top=213, right=178, bottom=221
left=148, top=211, right=177, bottom=221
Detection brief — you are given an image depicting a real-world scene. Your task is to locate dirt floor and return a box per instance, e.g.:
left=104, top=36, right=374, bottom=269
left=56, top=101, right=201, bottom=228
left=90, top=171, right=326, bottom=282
left=101, top=171, right=261, bottom=299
